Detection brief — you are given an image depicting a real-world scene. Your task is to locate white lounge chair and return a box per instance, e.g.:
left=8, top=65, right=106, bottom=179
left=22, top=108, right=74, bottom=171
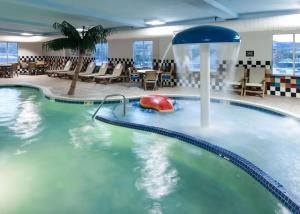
left=225, top=67, right=246, bottom=96
left=244, top=67, right=266, bottom=97
left=45, top=60, right=72, bottom=77
left=65, top=61, right=96, bottom=78
left=94, top=63, right=123, bottom=84
left=79, top=63, right=108, bottom=81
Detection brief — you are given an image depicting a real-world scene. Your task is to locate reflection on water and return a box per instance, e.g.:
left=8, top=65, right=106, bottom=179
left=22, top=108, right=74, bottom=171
left=69, top=121, right=112, bottom=149
left=9, top=96, right=41, bottom=140
left=133, top=132, right=179, bottom=213
left=0, top=89, right=20, bottom=127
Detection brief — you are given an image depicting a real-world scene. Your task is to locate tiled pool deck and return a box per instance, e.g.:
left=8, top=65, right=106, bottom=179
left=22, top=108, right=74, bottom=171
left=1, top=75, right=300, bottom=117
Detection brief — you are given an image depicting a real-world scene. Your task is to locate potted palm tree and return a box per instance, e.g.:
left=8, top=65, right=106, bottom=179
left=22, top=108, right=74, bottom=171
left=44, top=21, right=111, bottom=95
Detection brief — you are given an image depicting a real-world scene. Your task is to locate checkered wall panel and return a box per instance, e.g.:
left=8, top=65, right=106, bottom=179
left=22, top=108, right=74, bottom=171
left=175, top=60, right=227, bottom=90
left=18, top=56, right=47, bottom=73
left=266, top=76, right=300, bottom=98
left=20, top=56, right=300, bottom=97
left=19, top=56, right=46, bottom=62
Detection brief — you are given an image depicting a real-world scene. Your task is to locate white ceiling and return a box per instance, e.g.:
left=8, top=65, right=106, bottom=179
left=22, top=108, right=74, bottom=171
left=0, top=0, right=299, bottom=35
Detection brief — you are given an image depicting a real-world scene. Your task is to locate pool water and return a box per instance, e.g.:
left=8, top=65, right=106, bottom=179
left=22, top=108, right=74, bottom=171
left=0, top=87, right=289, bottom=213
left=101, top=98, right=300, bottom=203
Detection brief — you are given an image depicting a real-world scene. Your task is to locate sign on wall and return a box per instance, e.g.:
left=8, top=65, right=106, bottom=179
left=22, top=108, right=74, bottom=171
left=246, top=50, right=254, bottom=57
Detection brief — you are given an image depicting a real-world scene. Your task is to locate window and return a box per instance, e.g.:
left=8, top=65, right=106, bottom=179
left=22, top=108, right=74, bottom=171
left=188, top=45, right=218, bottom=72
left=0, top=42, right=18, bottom=63
left=95, top=43, right=108, bottom=65
left=133, top=41, right=153, bottom=68
left=273, top=34, right=300, bottom=76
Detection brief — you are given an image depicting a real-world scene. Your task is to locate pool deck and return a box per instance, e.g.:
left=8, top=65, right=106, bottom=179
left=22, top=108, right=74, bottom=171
left=1, top=74, right=300, bottom=117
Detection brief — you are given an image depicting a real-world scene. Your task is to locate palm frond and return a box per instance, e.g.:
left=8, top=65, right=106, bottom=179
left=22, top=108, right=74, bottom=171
left=43, top=38, right=78, bottom=51
left=53, top=21, right=81, bottom=41
left=80, top=25, right=111, bottom=51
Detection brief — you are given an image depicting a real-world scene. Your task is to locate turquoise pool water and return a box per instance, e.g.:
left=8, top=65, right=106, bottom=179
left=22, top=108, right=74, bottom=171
left=100, top=98, right=300, bottom=203
left=0, top=87, right=289, bottom=213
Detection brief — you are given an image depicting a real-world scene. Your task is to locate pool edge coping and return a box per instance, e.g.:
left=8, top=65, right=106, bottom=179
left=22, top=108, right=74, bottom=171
left=1, top=82, right=299, bottom=120
left=1, top=83, right=300, bottom=213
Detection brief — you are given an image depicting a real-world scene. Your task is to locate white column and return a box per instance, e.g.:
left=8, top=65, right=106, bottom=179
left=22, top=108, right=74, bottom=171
left=200, top=43, right=210, bottom=128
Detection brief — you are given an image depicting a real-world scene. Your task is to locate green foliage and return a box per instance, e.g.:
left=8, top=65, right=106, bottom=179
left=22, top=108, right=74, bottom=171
left=43, top=21, right=111, bottom=53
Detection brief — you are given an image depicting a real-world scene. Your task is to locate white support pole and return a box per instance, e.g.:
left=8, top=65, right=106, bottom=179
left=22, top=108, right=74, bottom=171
left=200, top=44, right=210, bottom=128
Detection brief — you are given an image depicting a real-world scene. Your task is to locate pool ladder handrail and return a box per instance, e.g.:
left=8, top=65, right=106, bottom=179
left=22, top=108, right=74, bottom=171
left=92, top=94, right=126, bottom=119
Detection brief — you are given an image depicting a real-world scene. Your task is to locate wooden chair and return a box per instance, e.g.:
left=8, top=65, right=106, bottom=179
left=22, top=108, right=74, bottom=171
left=19, top=61, right=28, bottom=74
left=144, top=70, right=158, bottom=90
left=244, top=67, right=266, bottom=97
left=27, top=62, right=37, bottom=75
left=225, top=67, right=246, bottom=96
left=11, top=63, right=19, bottom=77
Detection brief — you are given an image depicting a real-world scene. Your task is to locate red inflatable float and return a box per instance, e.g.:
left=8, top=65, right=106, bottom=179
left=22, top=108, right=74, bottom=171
left=140, top=95, right=174, bottom=112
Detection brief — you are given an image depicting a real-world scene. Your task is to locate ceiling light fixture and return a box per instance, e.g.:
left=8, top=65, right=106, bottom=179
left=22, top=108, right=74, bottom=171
left=21, top=32, right=34, bottom=36
left=145, top=19, right=166, bottom=26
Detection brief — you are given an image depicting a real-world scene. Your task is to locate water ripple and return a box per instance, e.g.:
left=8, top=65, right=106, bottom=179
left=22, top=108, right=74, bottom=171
left=132, top=132, right=179, bottom=200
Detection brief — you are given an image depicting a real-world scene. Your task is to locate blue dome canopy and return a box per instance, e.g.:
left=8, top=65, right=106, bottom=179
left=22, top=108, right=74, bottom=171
left=172, top=25, right=240, bottom=45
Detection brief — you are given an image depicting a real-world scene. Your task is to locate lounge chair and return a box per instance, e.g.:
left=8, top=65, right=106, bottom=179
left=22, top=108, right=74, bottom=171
left=45, top=60, right=72, bottom=77
left=244, top=67, right=266, bottom=97
left=79, top=63, right=108, bottom=81
left=57, top=62, right=96, bottom=79
left=225, top=67, right=246, bottom=96
left=94, top=63, right=123, bottom=84
left=65, top=61, right=96, bottom=78
left=144, top=70, right=158, bottom=90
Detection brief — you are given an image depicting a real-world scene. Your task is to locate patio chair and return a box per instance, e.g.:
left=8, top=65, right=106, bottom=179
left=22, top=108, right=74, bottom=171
left=94, top=63, right=123, bottom=84
left=66, top=61, right=96, bottom=78
left=11, top=63, right=19, bottom=77
left=144, top=70, right=158, bottom=90
left=19, top=61, right=28, bottom=74
left=46, top=60, right=72, bottom=77
left=79, top=63, right=108, bottom=81
left=160, top=64, right=174, bottom=87
left=0, top=70, right=5, bottom=78
left=128, top=66, right=141, bottom=87
left=28, top=62, right=37, bottom=75
left=244, top=67, right=266, bottom=97
left=224, top=67, right=246, bottom=96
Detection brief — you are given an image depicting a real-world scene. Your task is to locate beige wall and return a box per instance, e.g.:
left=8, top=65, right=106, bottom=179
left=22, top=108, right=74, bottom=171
left=18, top=42, right=43, bottom=56
left=108, top=38, right=159, bottom=59
left=14, top=29, right=300, bottom=63
left=107, top=31, right=277, bottom=62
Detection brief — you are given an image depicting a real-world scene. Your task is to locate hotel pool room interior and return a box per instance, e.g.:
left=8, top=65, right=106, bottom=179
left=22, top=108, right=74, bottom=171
left=1, top=0, right=300, bottom=213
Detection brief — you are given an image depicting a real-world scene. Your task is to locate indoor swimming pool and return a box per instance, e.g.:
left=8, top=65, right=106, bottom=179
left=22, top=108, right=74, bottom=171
left=0, top=87, right=289, bottom=213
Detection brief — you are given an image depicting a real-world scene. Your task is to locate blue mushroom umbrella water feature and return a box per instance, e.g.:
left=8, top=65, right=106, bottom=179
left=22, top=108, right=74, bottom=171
left=172, top=25, right=241, bottom=128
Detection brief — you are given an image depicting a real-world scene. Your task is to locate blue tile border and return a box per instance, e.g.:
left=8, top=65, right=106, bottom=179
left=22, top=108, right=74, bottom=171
left=95, top=115, right=300, bottom=213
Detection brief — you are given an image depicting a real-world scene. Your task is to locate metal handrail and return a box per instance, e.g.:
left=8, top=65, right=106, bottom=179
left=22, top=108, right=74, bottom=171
left=92, top=94, right=126, bottom=119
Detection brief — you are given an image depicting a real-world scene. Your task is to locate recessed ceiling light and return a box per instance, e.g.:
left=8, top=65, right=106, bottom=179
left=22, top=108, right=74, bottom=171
left=145, top=20, right=166, bottom=26
left=21, top=32, right=34, bottom=36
